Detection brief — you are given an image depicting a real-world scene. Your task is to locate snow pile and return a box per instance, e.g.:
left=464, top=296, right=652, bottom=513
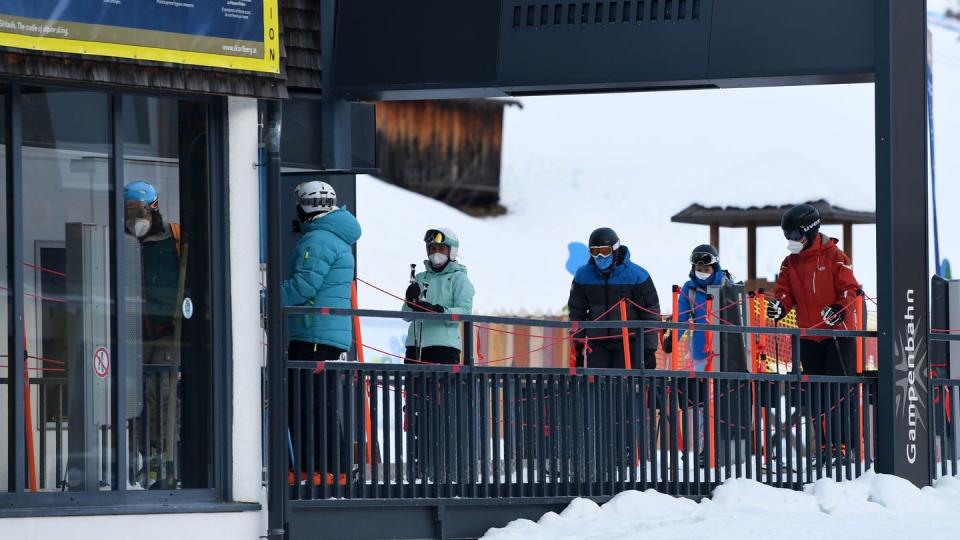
left=358, top=8, right=960, bottom=318
left=482, top=472, right=960, bottom=540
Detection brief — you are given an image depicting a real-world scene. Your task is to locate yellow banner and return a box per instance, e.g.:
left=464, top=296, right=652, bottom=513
left=0, top=1, right=280, bottom=74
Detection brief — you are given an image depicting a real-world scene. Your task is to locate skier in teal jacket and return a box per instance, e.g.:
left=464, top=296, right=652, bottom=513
left=281, top=182, right=362, bottom=357
left=402, top=228, right=476, bottom=364
left=282, top=180, right=360, bottom=486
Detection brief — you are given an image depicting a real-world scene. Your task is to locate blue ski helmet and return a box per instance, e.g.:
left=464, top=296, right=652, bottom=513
left=124, top=180, right=159, bottom=208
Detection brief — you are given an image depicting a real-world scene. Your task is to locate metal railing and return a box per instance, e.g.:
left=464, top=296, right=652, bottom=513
left=1, top=366, right=176, bottom=491
left=929, top=332, right=960, bottom=481
left=281, top=307, right=880, bottom=501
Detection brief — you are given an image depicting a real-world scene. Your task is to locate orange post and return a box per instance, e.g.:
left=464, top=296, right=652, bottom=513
left=352, top=280, right=374, bottom=466
left=22, top=327, right=37, bottom=492
left=704, top=295, right=715, bottom=372
left=619, top=299, right=632, bottom=370
left=748, top=291, right=758, bottom=373
left=23, top=361, right=37, bottom=492
left=671, top=285, right=680, bottom=370
left=757, top=289, right=768, bottom=373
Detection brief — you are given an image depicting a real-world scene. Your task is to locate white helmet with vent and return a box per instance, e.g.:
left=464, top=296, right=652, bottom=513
left=294, top=180, right=338, bottom=221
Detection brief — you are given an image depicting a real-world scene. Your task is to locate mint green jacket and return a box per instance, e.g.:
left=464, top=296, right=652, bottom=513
left=401, top=261, right=475, bottom=350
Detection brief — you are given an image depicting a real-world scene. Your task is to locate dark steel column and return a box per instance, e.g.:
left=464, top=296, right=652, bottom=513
left=266, top=100, right=288, bottom=538
left=322, top=0, right=352, bottom=170
left=6, top=85, right=25, bottom=492
left=109, top=93, right=128, bottom=490
left=874, top=0, right=930, bottom=486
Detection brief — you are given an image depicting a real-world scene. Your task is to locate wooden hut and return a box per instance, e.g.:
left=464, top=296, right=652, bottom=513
left=374, top=99, right=521, bottom=213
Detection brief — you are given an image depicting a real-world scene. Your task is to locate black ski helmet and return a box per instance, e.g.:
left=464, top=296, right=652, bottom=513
left=588, top=227, right=620, bottom=248
left=690, top=244, right=720, bottom=271
left=781, top=204, right=821, bottom=245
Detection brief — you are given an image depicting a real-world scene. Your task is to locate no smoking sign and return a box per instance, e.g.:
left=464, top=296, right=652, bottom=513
left=92, top=346, right=110, bottom=379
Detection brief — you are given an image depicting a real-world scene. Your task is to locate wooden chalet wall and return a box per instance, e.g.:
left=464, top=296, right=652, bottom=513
left=375, top=99, right=519, bottom=211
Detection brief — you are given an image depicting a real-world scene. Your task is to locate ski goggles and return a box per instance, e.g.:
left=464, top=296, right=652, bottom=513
left=782, top=227, right=805, bottom=241
left=690, top=252, right=718, bottom=266
left=589, top=244, right=617, bottom=257
left=124, top=201, right=156, bottom=219
left=297, top=195, right=336, bottom=209
left=424, top=229, right=448, bottom=244
left=783, top=218, right=820, bottom=241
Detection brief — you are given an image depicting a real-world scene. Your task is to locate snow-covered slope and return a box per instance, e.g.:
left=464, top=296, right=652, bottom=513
left=482, top=471, right=960, bottom=540
left=357, top=10, right=960, bottom=315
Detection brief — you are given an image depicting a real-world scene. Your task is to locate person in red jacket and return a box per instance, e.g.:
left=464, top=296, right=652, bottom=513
left=766, top=204, right=861, bottom=375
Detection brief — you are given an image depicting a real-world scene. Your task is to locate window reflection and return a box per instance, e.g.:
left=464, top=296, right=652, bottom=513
left=21, top=87, right=113, bottom=492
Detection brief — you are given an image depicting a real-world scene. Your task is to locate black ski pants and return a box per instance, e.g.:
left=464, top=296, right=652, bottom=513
left=287, top=340, right=348, bottom=476
left=799, top=337, right=860, bottom=460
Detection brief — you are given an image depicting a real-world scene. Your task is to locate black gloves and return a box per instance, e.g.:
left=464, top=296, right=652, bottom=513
left=405, top=282, right=421, bottom=302
left=766, top=299, right=786, bottom=322
left=412, top=301, right=444, bottom=313
left=821, top=304, right=844, bottom=326
left=661, top=329, right=673, bottom=354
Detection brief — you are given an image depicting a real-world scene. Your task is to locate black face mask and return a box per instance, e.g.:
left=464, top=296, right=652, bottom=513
left=291, top=220, right=303, bottom=234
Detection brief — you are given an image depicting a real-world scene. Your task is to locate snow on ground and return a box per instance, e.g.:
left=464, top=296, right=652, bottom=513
left=482, top=471, right=960, bottom=540
left=356, top=9, right=960, bottom=356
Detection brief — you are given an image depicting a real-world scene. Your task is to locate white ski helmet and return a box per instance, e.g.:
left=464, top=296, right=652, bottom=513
left=424, top=228, right=460, bottom=261
left=294, top=180, right=337, bottom=221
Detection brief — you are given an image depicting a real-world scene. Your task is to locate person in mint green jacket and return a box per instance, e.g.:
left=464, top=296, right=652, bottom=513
left=402, top=228, right=475, bottom=364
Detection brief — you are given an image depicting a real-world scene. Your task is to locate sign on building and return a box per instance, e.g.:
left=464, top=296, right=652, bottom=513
left=0, top=0, right=280, bottom=73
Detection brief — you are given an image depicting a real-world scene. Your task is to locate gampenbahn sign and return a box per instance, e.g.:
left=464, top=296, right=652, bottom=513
left=875, top=0, right=931, bottom=487
left=0, top=0, right=280, bottom=73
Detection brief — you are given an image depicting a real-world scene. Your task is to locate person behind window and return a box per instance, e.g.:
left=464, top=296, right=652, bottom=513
left=567, top=227, right=660, bottom=369
left=661, top=244, right=735, bottom=371
left=281, top=180, right=361, bottom=486
left=124, top=180, right=183, bottom=488
left=401, top=228, right=475, bottom=364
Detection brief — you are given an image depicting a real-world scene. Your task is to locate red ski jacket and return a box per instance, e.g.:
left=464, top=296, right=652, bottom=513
left=773, top=234, right=860, bottom=341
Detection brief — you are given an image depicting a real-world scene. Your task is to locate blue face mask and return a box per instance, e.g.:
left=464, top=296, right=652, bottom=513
left=594, top=253, right=614, bottom=271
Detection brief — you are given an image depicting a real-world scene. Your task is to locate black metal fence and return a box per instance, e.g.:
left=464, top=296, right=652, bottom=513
left=2, top=366, right=176, bottom=491
left=287, top=362, right=878, bottom=501
left=280, top=307, right=884, bottom=503
left=930, top=333, right=960, bottom=482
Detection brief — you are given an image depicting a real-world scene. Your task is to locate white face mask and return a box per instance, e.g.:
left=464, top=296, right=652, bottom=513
left=787, top=240, right=805, bottom=254
left=127, top=218, right=151, bottom=238
left=695, top=271, right=713, bottom=281
left=429, top=252, right=449, bottom=267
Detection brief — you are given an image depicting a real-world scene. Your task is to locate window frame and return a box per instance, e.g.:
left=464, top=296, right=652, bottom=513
left=1, top=78, right=238, bottom=515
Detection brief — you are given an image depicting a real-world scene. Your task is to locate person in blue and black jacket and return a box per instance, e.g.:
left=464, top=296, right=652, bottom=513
left=662, top=244, right=735, bottom=371
left=567, top=227, right=661, bottom=369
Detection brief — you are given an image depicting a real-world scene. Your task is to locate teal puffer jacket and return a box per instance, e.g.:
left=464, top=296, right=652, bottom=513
left=281, top=207, right=362, bottom=351
left=402, top=261, right=475, bottom=350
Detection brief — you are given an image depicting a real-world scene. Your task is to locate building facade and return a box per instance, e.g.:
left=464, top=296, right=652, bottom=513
left=0, top=2, right=288, bottom=538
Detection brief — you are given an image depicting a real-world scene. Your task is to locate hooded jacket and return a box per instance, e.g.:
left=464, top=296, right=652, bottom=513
left=678, top=267, right=734, bottom=364
left=281, top=207, right=362, bottom=351
left=402, top=260, right=475, bottom=351
left=773, top=233, right=860, bottom=341
left=567, top=246, right=661, bottom=352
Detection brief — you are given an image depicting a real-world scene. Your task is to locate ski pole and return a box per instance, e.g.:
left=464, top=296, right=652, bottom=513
left=418, top=281, right=430, bottom=363
left=409, top=263, right=423, bottom=362
left=774, top=319, right=781, bottom=374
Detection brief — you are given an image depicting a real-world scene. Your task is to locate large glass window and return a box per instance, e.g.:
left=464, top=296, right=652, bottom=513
left=123, top=96, right=213, bottom=490
left=21, top=87, right=112, bottom=492
left=0, top=87, right=7, bottom=492
left=0, top=87, right=215, bottom=495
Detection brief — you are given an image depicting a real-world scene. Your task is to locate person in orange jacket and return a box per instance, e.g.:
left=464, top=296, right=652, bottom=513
left=766, top=204, right=861, bottom=375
